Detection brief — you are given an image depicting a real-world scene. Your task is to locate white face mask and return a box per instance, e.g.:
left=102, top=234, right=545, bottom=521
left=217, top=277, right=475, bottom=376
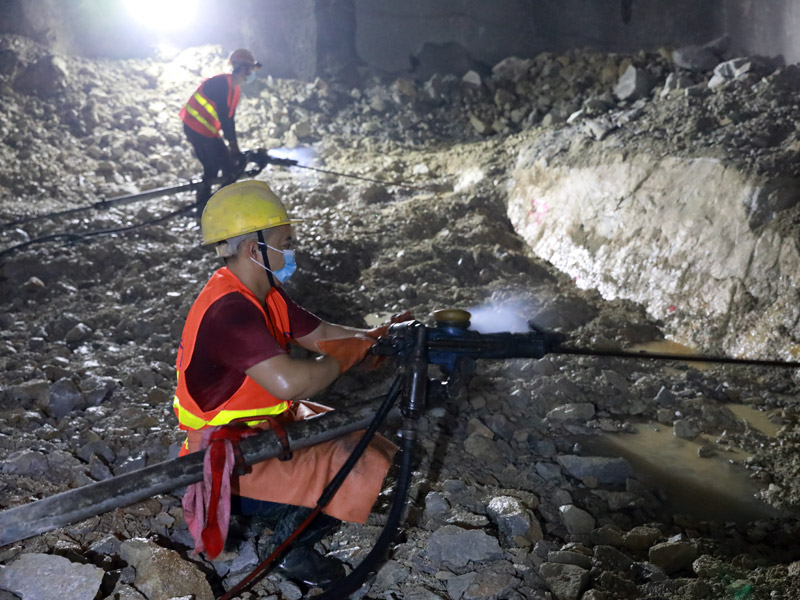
left=245, top=70, right=256, bottom=84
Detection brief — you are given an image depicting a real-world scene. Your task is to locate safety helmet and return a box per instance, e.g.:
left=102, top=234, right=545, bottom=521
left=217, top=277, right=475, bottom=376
left=201, top=181, right=299, bottom=245
left=229, top=48, right=261, bottom=70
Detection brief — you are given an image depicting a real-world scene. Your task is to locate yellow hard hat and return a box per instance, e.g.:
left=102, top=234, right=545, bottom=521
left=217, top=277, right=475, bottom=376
left=229, top=48, right=261, bottom=69
left=201, top=180, right=299, bottom=245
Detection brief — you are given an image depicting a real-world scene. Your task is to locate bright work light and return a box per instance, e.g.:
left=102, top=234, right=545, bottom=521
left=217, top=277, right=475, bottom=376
left=123, top=0, right=197, bottom=32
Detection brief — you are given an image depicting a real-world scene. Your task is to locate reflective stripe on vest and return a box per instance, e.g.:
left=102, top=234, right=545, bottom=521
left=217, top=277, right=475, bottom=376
left=173, top=268, right=293, bottom=431
left=172, top=393, right=288, bottom=429
left=185, top=91, right=219, bottom=136
left=180, top=74, right=240, bottom=139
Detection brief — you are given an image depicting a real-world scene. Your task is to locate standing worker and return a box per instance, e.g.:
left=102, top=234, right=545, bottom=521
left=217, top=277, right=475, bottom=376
left=180, top=48, right=261, bottom=212
left=173, top=180, right=397, bottom=588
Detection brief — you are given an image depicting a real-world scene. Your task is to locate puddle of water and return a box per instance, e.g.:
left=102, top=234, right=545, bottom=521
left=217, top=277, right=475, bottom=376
left=628, top=339, right=709, bottom=370
left=727, top=404, right=781, bottom=437
left=580, top=416, right=781, bottom=523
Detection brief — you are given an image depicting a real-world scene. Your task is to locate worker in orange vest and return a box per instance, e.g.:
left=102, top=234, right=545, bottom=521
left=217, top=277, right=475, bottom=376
left=180, top=49, right=260, bottom=212
left=174, top=180, right=397, bottom=588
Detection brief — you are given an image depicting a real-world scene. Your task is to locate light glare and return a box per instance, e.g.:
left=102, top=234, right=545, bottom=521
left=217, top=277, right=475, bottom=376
left=124, top=0, right=197, bottom=32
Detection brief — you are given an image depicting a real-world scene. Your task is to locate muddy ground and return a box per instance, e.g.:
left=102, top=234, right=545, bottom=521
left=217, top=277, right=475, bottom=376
left=1, top=37, right=800, bottom=599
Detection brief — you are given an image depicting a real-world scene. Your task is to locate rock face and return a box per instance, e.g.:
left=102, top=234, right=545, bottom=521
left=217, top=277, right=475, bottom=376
left=509, top=151, right=800, bottom=357
left=0, top=553, right=104, bottom=600
left=119, top=538, right=214, bottom=600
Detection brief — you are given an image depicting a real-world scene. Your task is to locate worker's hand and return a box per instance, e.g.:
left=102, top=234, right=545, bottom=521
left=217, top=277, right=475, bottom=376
left=366, top=310, right=415, bottom=340
left=362, top=310, right=414, bottom=371
left=316, top=336, right=375, bottom=374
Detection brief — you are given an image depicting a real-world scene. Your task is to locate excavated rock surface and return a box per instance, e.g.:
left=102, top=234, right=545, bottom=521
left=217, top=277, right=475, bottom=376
left=1, top=36, right=800, bottom=599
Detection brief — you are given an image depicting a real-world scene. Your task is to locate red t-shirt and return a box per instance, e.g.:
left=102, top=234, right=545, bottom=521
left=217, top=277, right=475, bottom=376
left=185, top=288, right=320, bottom=411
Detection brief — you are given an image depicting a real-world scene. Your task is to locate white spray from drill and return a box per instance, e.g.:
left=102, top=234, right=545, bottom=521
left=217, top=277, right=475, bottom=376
left=466, top=297, right=539, bottom=333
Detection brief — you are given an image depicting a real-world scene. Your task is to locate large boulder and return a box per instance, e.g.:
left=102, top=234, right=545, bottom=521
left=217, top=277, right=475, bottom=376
left=14, top=55, right=68, bottom=96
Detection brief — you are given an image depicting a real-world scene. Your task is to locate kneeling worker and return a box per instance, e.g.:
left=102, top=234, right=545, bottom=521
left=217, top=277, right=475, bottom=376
left=180, top=48, right=260, bottom=212
left=173, top=180, right=396, bottom=587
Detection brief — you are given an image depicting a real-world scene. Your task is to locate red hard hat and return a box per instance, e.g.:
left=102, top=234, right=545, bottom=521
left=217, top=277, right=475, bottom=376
left=229, top=48, right=261, bottom=69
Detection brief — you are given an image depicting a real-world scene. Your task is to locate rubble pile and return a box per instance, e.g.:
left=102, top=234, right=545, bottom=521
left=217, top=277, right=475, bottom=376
left=1, top=34, right=800, bottom=599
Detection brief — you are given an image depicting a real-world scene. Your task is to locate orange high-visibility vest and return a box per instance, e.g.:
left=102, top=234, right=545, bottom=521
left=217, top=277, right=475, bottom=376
left=179, top=74, right=241, bottom=139
left=173, top=267, right=292, bottom=433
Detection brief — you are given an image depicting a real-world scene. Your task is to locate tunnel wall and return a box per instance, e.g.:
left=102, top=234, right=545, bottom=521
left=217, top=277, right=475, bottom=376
left=4, top=0, right=800, bottom=79
left=353, top=0, right=724, bottom=73
left=507, top=151, right=800, bottom=359
left=723, top=0, right=800, bottom=65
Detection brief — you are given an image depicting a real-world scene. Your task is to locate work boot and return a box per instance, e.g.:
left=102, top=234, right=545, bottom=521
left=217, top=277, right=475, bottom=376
left=276, top=546, right=346, bottom=589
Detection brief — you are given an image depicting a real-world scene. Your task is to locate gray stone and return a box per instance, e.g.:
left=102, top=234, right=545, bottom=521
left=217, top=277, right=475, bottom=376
left=547, top=550, right=592, bottom=569
left=0, top=553, right=104, bottom=600
left=469, top=114, right=491, bottom=135
left=119, top=538, right=214, bottom=600
left=614, top=65, right=654, bottom=101
left=13, top=55, right=68, bottom=96
left=89, top=454, right=113, bottom=480
left=624, top=526, right=662, bottom=552
left=660, top=72, right=694, bottom=97
left=461, top=70, right=482, bottom=88
left=590, top=525, right=625, bottom=547
left=493, top=88, right=516, bottom=108
left=425, top=525, right=504, bottom=570
left=602, top=370, right=629, bottom=394
left=463, top=432, right=503, bottom=461
left=48, top=378, right=84, bottom=418
left=546, top=403, right=595, bottom=422
left=707, top=73, right=728, bottom=89
left=84, top=377, right=116, bottom=406
left=692, top=554, right=746, bottom=579
left=631, top=561, right=668, bottom=583
left=2, top=450, right=49, bottom=475
left=88, top=534, right=123, bottom=556
left=374, top=560, right=409, bottom=589
left=557, top=455, right=635, bottom=485
left=714, top=57, right=751, bottom=79
left=21, top=276, right=45, bottom=292
left=446, top=572, right=477, bottom=600
left=654, top=386, right=677, bottom=406
left=486, top=496, right=542, bottom=543
left=10, top=379, right=49, bottom=404
left=461, top=566, right=518, bottom=599
left=535, top=461, right=562, bottom=481
left=648, top=541, right=697, bottom=574
left=673, top=46, right=719, bottom=72
left=593, top=545, right=634, bottom=571
left=673, top=419, right=698, bottom=439
left=582, top=117, right=616, bottom=141
left=539, top=562, right=590, bottom=600
left=559, top=504, right=595, bottom=535
left=137, top=126, right=162, bottom=147
left=424, top=491, right=450, bottom=520
left=591, top=490, right=644, bottom=511
left=492, top=56, right=534, bottom=82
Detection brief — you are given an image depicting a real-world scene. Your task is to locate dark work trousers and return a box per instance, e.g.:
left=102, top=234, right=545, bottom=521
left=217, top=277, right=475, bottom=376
left=230, top=494, right=341, bottom=558
left=184, top=123, right=235, bottom=212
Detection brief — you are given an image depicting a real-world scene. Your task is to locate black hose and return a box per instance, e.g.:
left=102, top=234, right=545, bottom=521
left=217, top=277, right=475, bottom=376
left=311, top=425, right=416, bottom=600
left=0, top=203, right=197, bottom=260
left=223, top=377, right=404, bottom=599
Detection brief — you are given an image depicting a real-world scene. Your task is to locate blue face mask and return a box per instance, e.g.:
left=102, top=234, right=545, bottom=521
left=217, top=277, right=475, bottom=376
left=245, top=70, right=256, bottom=84
left=251, top=243, right=297, bottom=283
